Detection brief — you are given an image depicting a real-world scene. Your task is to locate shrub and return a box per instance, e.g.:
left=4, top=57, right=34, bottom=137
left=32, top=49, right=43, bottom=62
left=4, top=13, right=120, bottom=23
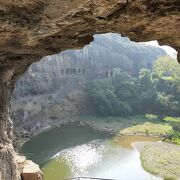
left=163, top=116, right=180, bottom=123
left=169, top=131, right=180, bottom=145
left=145, top=114, right=159, bottom=121
left=163, top=117, right=180, bottom=132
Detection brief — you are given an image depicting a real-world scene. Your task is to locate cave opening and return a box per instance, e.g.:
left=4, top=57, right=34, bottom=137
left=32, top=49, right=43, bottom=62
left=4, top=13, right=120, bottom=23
left=9, top=33, right=180, bottom=180
left=0, top=1, right=179, bottom=179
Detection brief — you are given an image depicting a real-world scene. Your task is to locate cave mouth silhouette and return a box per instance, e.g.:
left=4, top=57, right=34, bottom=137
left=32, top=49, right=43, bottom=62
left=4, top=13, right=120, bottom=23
left=0, top=33, right=178, bottom=180
left=10, top=32, right=177, bottom=139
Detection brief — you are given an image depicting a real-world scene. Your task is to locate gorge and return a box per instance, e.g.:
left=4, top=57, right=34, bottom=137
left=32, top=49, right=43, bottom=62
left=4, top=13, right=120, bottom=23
left=10, top=33, right=180, bottom=180
left=0, top=0, right=180, bottom=180
left=11, top=33, right=167, bottom=138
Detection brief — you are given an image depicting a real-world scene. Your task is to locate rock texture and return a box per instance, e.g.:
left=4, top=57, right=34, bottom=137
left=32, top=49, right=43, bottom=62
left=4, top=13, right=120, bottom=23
left=0, top=0, right=179, bottom=63
left=17, top=156, right=43, bottom=180
left=12, top=33, right=166, bottom=98
left=0, top=0, right=180, bottom=179
left=0, top=67, right=20, bottom=180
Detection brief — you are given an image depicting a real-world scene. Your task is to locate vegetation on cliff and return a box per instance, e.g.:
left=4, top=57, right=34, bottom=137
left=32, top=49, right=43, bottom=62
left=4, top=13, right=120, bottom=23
left=85, top=56, right=180, bottom=117
left=85, top=55, right=180, bottom=144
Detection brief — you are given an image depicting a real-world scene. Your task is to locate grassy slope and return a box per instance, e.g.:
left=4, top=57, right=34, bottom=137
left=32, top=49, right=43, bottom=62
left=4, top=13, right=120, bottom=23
left=79, top=115, right=179, bottom=142
left=120, top=121, right=173, bottom=137
left=141, top=143, right=180, bottom=180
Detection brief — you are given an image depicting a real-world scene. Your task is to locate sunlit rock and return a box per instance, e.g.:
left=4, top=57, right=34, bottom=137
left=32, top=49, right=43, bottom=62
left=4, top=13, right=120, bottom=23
left=17, top=156, right=43, bottom=180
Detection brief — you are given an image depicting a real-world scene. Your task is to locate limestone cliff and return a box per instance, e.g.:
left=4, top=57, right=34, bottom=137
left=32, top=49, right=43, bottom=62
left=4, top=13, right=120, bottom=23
left=12, top=33, right=166, bottom=98
left=11, top=34, right=166, bottom=137
left=0, top=0, right=180, bottom=179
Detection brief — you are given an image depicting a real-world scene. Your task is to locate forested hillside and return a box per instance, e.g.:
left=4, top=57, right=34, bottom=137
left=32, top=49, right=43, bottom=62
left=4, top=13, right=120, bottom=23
left=86, top=56, right=180, bottom=117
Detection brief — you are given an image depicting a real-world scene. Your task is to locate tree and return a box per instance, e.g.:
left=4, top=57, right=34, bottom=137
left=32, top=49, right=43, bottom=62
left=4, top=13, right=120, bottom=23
left=86, top=79, right=116, bottom=116
left=133, top=69, right=157, bottom=113
left=86, top=77, right=133, bottom=116
left=156, top=92, right=179, bottom=115
left=153, top=56, right=180, bottom=116
left=153, top=56, right=180, bottom=79
left=85, top=57, right=180, bottom=117
left=112, top=72, right=136, bottom=101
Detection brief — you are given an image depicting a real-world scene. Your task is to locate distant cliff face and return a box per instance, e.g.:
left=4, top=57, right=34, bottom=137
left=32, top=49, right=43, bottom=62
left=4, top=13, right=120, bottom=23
left=10, top=34, right=167, bottom=138
left=12, top=33, right=166, bottom=99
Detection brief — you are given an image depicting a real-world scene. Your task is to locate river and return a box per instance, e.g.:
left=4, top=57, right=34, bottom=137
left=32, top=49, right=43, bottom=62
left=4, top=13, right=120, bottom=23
left=20, top=122, right=162, bottom=180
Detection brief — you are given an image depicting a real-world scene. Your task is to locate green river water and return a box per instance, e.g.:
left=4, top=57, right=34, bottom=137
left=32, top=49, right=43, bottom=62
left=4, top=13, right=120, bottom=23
left=20, top=122, right=162, bottom=180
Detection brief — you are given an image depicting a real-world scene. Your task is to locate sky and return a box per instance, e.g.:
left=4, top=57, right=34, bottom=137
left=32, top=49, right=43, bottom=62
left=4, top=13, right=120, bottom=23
left=144, top=40, right=177, bottom=60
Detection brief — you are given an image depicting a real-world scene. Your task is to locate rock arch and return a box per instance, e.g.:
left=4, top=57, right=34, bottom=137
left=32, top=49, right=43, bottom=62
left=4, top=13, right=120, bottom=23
left=0, top=0, right=180, bottom=179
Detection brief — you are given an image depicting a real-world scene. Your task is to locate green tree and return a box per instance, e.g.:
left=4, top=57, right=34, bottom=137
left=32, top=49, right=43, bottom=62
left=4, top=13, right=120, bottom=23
left=155, top=92, right=179, bottom=115
left=134, top=69, right=157, bottom=113
left=86, top=77, right=133, bottom=116
left=153, top=56, right=180, bottom=79
left=153, top=56, right=180, bottom=116
left=85, top=56, right=180, bottom=117
left=86, top=79, right=116, bottom=116
left=112, top=72, right=136, bottom=101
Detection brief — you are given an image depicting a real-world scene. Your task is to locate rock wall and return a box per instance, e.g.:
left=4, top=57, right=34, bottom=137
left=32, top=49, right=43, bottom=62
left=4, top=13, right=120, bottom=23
left=11, top=79, right=88, bottom=138
left=0, top=0, right=180, bottom=179
left=0, top=0, right=179, bottom=60
left=12, top=33, right=166, bottom=98
left=0, top=67, right=19, bottom=180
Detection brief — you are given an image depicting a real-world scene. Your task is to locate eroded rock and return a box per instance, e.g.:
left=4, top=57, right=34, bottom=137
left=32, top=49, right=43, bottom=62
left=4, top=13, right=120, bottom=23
left=0, top=0, right=179, bottom=64
left=0, top=144, right=19, bottom=180
left=0, top=0, right=180, bottom=179
left=17, top=155, right=43, bottom=180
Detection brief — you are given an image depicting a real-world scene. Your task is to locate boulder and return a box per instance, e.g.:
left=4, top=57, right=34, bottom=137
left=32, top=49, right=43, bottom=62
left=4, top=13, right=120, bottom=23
left=16, top=156, right=43, bottom=180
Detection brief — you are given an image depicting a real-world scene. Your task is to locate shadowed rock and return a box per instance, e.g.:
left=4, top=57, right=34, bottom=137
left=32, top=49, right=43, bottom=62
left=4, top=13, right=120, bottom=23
left=0, top=0, right=179, bottom=179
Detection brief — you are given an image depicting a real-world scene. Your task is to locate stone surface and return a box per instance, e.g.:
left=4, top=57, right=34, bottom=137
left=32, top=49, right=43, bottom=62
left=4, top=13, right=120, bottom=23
left=0, top=144, right=19, bottom=180
left=0, top=67, right=20, bottom=180
left=16, top=155, right=43, bottom=180
left=21, top=160, right=43, bottom=180
left=12, top=33, right=166, bottom=98
left=0, top=0, right=179, bottom=64
left=0, top=0, right=180, bottom=179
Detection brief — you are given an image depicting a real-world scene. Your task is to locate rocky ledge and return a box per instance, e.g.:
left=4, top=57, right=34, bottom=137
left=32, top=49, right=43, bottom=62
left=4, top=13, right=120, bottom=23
left=17, top=155, right=43, bottom=180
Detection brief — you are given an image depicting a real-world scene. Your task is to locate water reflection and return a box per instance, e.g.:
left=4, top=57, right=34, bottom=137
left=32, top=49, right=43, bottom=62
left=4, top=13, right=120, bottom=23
left=42, top=139, right=162, bottom=180
left=20, top=122, right=112, bottom=164
left=54, top=140, right=104, bottom=176
left=20, top=123, right=162, bottom=180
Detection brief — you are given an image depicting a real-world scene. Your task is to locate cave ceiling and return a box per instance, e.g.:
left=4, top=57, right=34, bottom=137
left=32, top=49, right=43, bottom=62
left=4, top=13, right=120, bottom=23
left=0, top=0, right=179, bottom=70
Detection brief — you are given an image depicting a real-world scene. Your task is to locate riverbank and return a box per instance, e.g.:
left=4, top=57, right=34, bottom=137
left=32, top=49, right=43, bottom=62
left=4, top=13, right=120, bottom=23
left=79, top=115, right=176, bottom=138
left=17, top=114, right=179, bottom=148
left=139, top=142, right=180, bottom=180
left=79, top=115, right=180, bottom=179
left=16, top=117, right=116, bottom=148
left=19, top=115, right=180, bottom=180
